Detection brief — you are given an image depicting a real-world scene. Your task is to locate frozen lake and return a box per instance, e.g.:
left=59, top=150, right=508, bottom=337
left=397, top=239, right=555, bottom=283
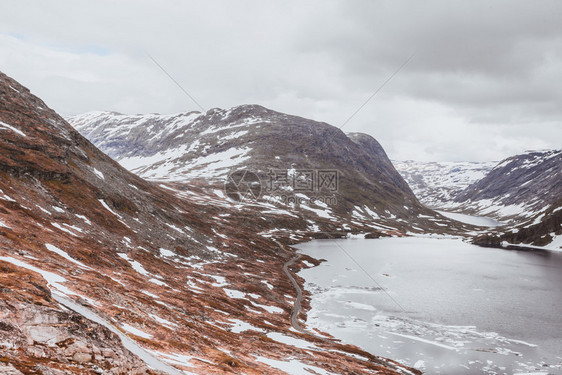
left=297, top=237, right=562, bottom=374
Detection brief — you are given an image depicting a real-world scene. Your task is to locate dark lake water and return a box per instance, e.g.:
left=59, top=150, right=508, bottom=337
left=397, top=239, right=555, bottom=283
left=297, top=237, right=562, bottom=374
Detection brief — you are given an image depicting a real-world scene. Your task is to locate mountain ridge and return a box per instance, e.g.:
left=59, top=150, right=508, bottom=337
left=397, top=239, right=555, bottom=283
left=69, top=106, right=472, bottom=235
left=454, top=149, right=562, bottom=222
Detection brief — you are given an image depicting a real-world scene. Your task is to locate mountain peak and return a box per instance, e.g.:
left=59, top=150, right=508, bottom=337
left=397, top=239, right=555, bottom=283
left=68, top=103, right=471, bottom=236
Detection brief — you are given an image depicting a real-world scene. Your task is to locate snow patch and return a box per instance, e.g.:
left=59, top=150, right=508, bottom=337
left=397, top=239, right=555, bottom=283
left=121, top=323, right=153, bottom=339
left=118, top=253, right=150, bottom=276
left=0, top=120, right=27, bottom=137
left=93, top=168, right=105, bottom=180
left=45, top=244, right=90, bottom=269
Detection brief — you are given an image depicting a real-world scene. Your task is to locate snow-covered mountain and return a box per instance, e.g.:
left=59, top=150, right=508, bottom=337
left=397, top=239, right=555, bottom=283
left=393, top=152, right=561, bottom=249
left=1, top=71, right=422, bottom=374
left=70, top=109, right=244, bottom=181
left=454, top=150, right=562, bottom=221
left=452, top=150, right=562, bottom=250
left=69, top=107, right=471, bottom=234
left=392, top=160, right=496, bottom=208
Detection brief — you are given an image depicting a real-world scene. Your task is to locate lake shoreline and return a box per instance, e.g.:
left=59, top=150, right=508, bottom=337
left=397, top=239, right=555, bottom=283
left=296, top=236, right=562, bottom=374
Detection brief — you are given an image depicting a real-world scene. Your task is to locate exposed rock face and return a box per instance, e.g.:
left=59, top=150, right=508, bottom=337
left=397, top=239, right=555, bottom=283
left=453, top=150, right=562, bottom=222
left=392, top=160, right=496, bottom=208
left=68, top=106, right=471, bottom=234
left=1, top=72, right=423, bottom=374
left=0, top=261, right=150, bottom=374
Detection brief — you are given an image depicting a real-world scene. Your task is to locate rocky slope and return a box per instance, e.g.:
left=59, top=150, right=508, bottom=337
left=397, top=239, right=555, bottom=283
left=1, top=71, right=421, bottom=374
left=392, top=160, right=496, bottom=208
left=69, top=107, right=471, bottom=235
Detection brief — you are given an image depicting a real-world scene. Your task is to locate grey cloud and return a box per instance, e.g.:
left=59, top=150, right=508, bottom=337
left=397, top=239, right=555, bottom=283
left=0, top=0, right=560, bottom=161
left=294, top=0, right=562, bottom=123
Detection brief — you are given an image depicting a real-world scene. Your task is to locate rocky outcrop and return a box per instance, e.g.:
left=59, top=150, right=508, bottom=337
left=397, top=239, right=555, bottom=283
left=0, top=260, right=151, bottom=374
left=1, top=301, right=151, bottom=374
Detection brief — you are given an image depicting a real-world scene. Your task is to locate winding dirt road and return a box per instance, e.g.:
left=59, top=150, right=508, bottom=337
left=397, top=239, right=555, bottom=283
left=278, top=241, right=330, bottom=340
left=282, top=253, right=306, bottom=333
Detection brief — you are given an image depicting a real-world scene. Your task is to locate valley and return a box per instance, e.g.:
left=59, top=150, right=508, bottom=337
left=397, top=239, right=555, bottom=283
left=3, top=2, right=561, bottom=374
left=0, top=69, right=560, bottom=375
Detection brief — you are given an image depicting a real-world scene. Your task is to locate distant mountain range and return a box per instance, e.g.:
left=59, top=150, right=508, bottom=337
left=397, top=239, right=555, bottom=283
left=392, top=160, right=496, bottom=208
left=395, top=151, right=561, bottom=219
left=394, top=152, right=561, bottom=249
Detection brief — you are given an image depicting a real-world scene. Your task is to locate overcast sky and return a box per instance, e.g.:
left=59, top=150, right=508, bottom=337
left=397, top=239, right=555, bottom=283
left=1, top=0, right=561, bottom=161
